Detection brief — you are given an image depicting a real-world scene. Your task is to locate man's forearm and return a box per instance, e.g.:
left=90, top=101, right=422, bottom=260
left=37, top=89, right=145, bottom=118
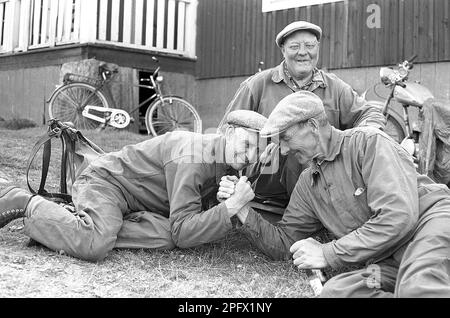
left=236, top=204, right=250, bottom=224
left=237, top=207, right=292, bottom=261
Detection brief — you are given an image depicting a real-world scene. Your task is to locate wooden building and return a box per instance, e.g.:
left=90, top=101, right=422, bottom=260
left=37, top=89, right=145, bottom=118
left=0, top=0, right=197, bottom=133
left=1, top=0, right=449, bottom=133
left=195, top=0, right=450, bottom=131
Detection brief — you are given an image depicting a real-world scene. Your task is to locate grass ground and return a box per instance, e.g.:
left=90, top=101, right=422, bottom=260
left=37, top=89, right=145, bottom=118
left=0, top=126, right=314, bottom=298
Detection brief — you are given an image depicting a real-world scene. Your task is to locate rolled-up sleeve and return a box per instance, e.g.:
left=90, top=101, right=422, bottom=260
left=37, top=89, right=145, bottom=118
left=165, top=161, right=232, bottom=248
left=239, top=178, right=323, bottom=260
left=323, top=134, right=419, bottom=269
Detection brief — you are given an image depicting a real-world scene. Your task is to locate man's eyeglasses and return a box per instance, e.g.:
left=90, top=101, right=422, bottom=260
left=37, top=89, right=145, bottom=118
left=285, top=41, right=319, bottom=53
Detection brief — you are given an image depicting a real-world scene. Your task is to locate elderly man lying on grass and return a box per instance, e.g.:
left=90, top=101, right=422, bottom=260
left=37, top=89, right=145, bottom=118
left=218, top=91, right=450, bottom=297
left=0, top=110, right=265, bottom=262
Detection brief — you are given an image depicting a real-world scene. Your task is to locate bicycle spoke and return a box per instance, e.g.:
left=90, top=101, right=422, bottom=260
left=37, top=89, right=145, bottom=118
left=67, top=87, right=81, bottom=105
left=158, top=105, right=176, bottom=121
left=157, top=109, right=175, bottom=123
left=57, top=91, right=80, bottom=109
left=83, top=91, right=101, bottom=107
left=52, top=101, right=74, bottom=114
left=52, top=100, right=78, bottom=122
left=151, top=119, right=173, bottom=125
left=175, top=112, right=194, bottom=124
left=49, top=84, right=107, bottom=130
left=173, top=104, right=197, bottom=129
left=54, top=107, right=76, bottom=117
left=177, top=121, right=194, bottom=127
left=171, top=105, right=190, bottom=119
left=155, top=124, right=173, bottom=135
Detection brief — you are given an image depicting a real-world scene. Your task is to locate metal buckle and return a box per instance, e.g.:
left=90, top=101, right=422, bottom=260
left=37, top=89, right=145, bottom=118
left=49, top=127, right=62, bottom=137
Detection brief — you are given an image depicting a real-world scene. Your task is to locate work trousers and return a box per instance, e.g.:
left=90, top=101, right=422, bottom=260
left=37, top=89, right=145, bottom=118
left=320, top=202, right=450, bottom=298
left=24, top=169, right=175, bottom=262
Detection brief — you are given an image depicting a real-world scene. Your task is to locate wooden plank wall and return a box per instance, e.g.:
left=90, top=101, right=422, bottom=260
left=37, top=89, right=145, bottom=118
left=196, top=0, right=450, bottom=79
left=95, top=0, right=193, bottom=56
left=0, top=66, right=60, bottom=124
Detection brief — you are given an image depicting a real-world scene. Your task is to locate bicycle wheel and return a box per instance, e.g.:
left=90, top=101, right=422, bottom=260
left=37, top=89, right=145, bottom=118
left=145, top=96, right=202, bottom=136
left=385, top=111, right=406, bottom=144
left=48, top=83, right=109, bottom=130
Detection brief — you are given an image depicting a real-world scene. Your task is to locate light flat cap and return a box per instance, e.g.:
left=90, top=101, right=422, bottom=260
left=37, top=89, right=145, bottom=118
left=276, top=21, right=322, bottom=47
left=226, top=110, right=267, bottom=132
left=260, top=91, right=325, bottom=138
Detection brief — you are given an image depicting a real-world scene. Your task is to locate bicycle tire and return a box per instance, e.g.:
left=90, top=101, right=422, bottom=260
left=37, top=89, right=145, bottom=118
left=385, top=110, right=406, bottom=144
left=48, top=83, right=110, bottom=130
left=145, top=96, right=202, bottom=136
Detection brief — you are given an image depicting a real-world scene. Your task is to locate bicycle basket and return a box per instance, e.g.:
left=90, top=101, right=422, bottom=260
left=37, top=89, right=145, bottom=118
left=63, top=73, right=103, bottom=86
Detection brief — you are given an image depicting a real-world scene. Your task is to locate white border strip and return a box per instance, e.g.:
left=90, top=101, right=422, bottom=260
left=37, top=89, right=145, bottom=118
left=262, top=0, right=343, bottom=12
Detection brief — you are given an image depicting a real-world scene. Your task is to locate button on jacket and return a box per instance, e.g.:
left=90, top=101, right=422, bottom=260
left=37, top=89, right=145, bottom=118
left=218, top=62, right=386, bottom=200
left=239, top=127, right=450, bottom=268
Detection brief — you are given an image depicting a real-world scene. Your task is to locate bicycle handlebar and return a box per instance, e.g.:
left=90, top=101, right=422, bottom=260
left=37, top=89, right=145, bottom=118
left=382, top=53, right=418, bottom=86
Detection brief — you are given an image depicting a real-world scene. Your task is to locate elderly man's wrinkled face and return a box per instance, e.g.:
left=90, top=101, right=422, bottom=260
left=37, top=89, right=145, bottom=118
left=279, top=122, right=318, bottom=165
left=281, top=31, right=319, bottom=81
left=225, top=127, right=259, bottom=171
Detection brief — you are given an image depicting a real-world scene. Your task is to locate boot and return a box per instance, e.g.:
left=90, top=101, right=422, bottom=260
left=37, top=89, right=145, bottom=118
left=0, top=186, right=34, bottom=229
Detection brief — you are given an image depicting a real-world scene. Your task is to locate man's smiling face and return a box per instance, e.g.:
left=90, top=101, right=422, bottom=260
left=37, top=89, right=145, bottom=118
left=225, top=127, right=259, bottom=171
left=279, top=122, right=319, bottom=165
left=281, top=30, right=320, bottom=81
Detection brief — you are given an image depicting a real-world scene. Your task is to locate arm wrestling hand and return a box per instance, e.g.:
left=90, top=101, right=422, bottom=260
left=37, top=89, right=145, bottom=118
left=217, top=175, right=239, bottom=202
left=224, top=176, right=255, bottom=217
left=289, top=238, right=328, bottom=269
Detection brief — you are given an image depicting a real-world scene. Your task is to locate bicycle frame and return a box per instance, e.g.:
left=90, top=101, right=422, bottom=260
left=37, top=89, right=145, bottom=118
left=48, top=68, right=165, bottom=118
left=97, top=70, right=165, bottom=116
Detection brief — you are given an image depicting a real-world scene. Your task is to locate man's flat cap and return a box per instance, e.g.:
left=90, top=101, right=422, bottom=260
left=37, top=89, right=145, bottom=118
left=276, top=21, right=322, bottom=47
left=226, top=110, right=267, bottom=132
left=260, top=91, right=325, bottom=138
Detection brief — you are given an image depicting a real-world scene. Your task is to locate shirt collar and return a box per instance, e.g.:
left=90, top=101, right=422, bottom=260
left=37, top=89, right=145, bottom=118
left=272, top=61, right=327, bottom=90
left=310, top=127, right=345, bottom=174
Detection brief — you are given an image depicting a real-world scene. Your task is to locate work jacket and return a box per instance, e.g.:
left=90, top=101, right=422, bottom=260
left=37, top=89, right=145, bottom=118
left=218, top=62, right=386, bottom=201
left=89, top=131, right=235, bottom=248
left=239, top=127, right=450, bottom=268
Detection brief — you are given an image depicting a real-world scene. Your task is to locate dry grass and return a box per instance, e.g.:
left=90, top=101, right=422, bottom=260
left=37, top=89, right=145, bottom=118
left=0, top=126, right=314, bottom=298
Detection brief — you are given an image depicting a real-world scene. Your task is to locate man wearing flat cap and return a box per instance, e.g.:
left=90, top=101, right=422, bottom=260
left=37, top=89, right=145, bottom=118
left=219, top=91, right=450, bottom=297
left=218, top=20, right=385, bottom=210
left=0, top=110, right=265, bottom=262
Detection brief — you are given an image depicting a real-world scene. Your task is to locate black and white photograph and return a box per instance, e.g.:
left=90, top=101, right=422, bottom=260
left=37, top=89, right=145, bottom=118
left=0, top=0, right=450, bottom=303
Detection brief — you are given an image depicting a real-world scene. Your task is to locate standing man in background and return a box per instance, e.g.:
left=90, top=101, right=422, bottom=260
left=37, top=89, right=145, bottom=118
left=218, top=21, right=385, bottom=207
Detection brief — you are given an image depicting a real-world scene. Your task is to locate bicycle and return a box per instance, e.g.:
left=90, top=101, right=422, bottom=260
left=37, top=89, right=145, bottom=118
left=47, top=57, right=202, bottom=136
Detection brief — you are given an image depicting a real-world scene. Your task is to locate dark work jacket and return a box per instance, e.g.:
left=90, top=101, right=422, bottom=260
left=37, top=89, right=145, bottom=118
left=239, top=127, right=450, bottom=268
left=219, top=62, right=386, bottom=203
left=89, top=131, right=236, bottom=248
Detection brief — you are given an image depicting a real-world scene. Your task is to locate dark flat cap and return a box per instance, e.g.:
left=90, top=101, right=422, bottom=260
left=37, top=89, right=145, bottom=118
left=276, top=21, right=322, bottom=47
left=260, top=91, right=325, bottom=138
left=226, top=110, right=267, bottom=132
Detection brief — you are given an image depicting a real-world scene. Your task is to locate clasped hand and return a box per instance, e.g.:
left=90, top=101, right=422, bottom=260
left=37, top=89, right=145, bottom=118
left=290, top=238, right=328, bottom=269
left=217, top=175, right=254, bottom=213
